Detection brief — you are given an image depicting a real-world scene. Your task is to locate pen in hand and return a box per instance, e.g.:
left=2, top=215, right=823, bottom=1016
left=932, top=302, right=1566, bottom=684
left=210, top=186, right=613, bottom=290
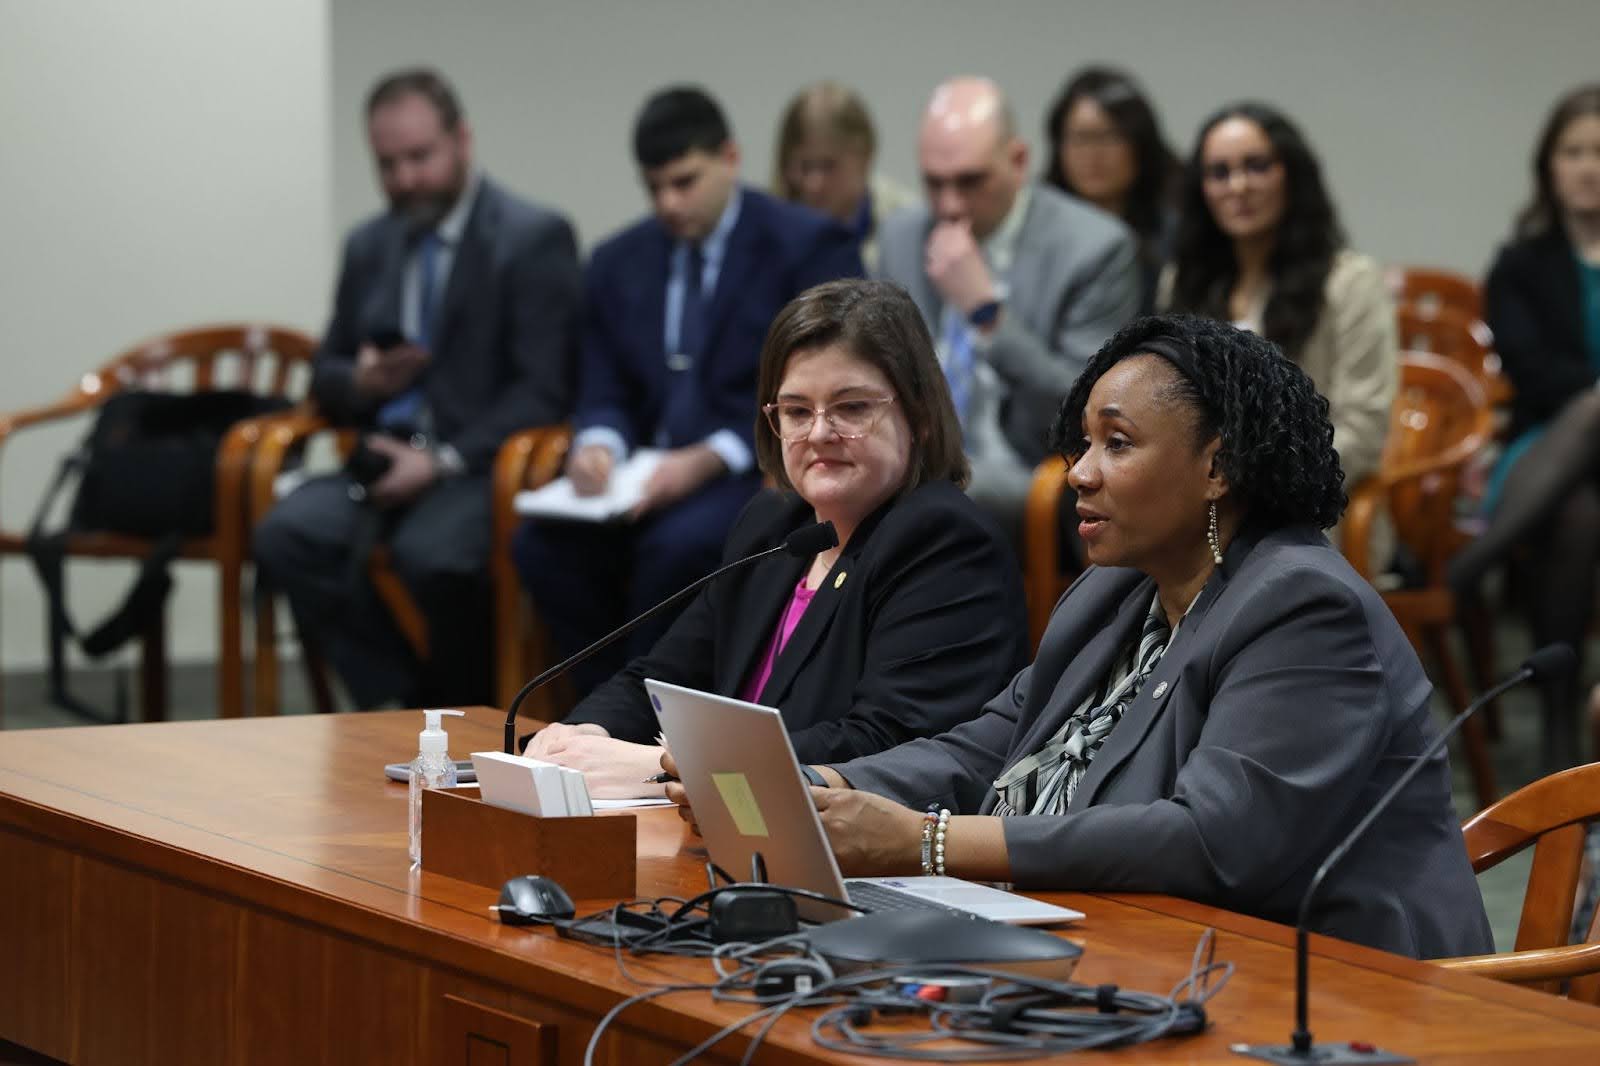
left=644, top=733, right=676, bottom=783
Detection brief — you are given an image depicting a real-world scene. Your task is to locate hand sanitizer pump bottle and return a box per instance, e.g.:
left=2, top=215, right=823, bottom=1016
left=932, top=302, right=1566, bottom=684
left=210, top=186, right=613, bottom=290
left=409, top=709, right=465, bottom=867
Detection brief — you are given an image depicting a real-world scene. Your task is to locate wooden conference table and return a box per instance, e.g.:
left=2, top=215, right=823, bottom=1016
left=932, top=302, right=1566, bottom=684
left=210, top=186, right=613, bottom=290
left=2, top=709, right=1598, bottom=1064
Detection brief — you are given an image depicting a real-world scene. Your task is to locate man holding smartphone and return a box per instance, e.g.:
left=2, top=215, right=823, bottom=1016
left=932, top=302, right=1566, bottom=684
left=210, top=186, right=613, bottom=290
left=255, top=68, right=581, bottom=709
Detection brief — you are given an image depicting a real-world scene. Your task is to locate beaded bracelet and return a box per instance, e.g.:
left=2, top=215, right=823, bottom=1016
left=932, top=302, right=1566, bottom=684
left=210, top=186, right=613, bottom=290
left=919, top=810, right=939, bottom=876
left=934, top=808, right=951, bottom=877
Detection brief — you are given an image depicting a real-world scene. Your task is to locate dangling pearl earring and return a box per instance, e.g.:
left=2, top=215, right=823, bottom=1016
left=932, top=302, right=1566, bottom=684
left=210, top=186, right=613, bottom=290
left=1207, top=501, right=1224, bottom=565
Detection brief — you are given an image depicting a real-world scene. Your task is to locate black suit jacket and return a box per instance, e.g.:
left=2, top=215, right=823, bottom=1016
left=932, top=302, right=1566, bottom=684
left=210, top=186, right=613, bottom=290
left=565, top=481, right=1029, bottom=765
left=1485, top=227, right=1596, bottom=437
left=310, top=177, right=582, bottom=472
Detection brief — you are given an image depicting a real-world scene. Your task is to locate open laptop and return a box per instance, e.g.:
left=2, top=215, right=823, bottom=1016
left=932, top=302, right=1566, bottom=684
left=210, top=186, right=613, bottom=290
left=646, top=679, right=1082, bottom=927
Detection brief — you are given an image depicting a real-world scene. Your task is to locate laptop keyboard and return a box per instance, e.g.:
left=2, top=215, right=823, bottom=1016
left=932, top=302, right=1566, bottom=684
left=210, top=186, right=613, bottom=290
left=843, top=880, right=977, bottom=919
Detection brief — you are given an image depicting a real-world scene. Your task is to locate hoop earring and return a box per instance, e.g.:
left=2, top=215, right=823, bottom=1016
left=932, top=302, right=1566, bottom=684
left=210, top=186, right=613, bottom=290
left=1207, top=501, right=1224, bottom=566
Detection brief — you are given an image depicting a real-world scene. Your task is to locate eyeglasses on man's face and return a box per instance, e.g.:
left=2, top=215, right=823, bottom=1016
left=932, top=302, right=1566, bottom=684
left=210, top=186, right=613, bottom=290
left=763, top=395, right=896, bottom=441
left=1200, top=154, right=1280, bottom=186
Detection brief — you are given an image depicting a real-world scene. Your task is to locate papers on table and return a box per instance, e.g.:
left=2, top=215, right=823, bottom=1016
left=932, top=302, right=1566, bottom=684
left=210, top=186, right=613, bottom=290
left=471, top=751, right=593, bottom=817
left=513, top=449, right=662, bottom=523
left=468, top=752, right=677, bottom=814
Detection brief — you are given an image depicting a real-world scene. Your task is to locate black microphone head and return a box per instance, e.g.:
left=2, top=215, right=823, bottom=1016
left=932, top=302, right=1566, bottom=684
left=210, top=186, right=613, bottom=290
left=1523, top=643, right=1577, bottom=683
left=783, top=521, right=838, bottom=558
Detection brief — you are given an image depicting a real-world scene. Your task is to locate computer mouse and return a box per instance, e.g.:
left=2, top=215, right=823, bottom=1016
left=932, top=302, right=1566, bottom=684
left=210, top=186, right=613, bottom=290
left=495, top=875, right=576, bottom=924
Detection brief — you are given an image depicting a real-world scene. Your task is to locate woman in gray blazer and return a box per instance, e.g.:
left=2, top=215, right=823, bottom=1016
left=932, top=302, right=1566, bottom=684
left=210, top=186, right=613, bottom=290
left=672, top=314, right=1493, bottom=959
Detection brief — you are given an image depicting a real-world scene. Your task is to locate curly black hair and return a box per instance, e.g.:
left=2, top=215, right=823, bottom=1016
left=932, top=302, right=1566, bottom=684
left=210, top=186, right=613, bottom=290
left=1051, top=314, right=1347, bottom=531
left=1169, top=103, right=1346, bottom=363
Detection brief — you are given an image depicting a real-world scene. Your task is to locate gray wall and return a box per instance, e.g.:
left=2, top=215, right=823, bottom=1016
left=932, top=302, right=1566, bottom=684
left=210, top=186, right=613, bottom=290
left=0, top=0, right=332, bottom=670
left=4, top=0, right=1598, bottom=673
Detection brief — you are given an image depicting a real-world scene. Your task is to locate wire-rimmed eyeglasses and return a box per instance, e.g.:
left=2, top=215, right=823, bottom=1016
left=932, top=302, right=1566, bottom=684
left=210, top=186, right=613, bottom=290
left=762, top=395, right=896, bottom=442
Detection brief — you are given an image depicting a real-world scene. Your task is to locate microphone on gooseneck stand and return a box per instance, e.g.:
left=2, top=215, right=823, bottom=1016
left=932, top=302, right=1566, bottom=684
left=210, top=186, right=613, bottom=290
left=1233, top=642, right=1576, bottom=1066
left=501, top=521, right=840, bottom=754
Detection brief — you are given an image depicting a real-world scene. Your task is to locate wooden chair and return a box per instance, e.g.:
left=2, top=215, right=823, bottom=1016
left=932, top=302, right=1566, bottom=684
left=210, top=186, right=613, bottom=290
left=1386, top=264, right=1484, bottom=322
left=1433, top=762, right=1600, bottom=1003
left=245, top=415, right=570, bottom=716
left=0, top=324, right=316, bottom=723
left=1342, top=352, right=1498, bottom=809
left=1021, top=455, right=1081, bottom=651
left=1394, top=301, right=1513, bottom=413
left=491, top=426, right=573, bottom=719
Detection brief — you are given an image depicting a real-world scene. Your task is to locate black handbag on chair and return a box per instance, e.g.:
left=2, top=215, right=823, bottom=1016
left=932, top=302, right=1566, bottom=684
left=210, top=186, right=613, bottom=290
left=24, top=389, right=290, bottom=720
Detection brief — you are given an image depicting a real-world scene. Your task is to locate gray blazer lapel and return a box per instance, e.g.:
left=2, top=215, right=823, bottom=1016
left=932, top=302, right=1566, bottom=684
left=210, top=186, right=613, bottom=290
left=1068, top=526, right=1267, bottom=810
left=1004, top=192, right=1054, bottom=322
left=1004, top=574, right=1152, bottom=766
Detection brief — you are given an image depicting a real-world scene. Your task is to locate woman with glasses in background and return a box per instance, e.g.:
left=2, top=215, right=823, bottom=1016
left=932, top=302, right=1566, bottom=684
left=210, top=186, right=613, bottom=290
left=1162, top=103, right=1397, bottom=500
left=523, top=279, right=1028, bottom=795
left=1043, top=66, right=1180, bottom=313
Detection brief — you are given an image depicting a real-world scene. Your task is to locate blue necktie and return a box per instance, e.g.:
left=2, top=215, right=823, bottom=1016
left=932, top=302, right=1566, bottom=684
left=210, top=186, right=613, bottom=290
left=943, top=308, right=974, bottom=429
left=659, top=243, right=705, bottom=447
left=677, top=242, right=707, bottom=359
left=378, top=230, right=439, bottom=431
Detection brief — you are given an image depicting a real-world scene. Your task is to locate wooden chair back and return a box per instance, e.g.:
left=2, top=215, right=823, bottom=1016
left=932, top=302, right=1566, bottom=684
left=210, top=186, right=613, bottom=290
left=1021, top=455, right=1080, bottom=651
left=0, top=323, right=317, bottom=722
left=1440, top=763, right=1600, bottom=1002
left=1386, top=265, right=1484, bottom=322
left=492, top=426, right=574, bottom=715
left=1394, top=303, right=1511, bottom=408
left=1375, top=353, right=1492, bottom=583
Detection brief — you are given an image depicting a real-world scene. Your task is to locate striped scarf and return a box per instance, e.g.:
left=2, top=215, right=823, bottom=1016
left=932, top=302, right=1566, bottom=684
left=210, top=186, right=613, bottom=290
left=992, top=600, right=1171, bottom=816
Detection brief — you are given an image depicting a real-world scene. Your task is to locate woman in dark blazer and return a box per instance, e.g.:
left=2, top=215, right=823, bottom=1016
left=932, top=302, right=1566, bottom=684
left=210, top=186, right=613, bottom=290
left=1448, top=83, right=1600, bottom=768
left=527, top=279, right=1028, bottom=795
left=673, top=315, right=1493, bottom=959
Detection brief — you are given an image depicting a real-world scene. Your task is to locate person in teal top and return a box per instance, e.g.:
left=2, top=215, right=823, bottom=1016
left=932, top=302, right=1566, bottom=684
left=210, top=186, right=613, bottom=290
left=1450, top=83, right=1600, bottom=770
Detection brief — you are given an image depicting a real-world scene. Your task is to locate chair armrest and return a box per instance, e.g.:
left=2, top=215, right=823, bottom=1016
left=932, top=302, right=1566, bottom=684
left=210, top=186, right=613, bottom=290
left=1022, top=456, right=1072, bottom=650
left=247, top=408, right=336, bottom=521
left=1340, top=475, right=1383, bottom=581
left=0, top=372, right=122, bottom=446
left=491, top=426, right=572, bottom=708
left=1434, top=941, right=1600, bottom=985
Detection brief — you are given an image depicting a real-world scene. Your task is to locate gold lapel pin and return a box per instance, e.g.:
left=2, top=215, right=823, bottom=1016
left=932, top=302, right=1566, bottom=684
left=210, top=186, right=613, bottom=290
left=833, top=572, right=847, bottom=590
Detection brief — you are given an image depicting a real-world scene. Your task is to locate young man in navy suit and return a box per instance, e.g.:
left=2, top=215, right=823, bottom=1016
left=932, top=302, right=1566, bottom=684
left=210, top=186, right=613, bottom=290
left=514, top=87, right=862, bottom=697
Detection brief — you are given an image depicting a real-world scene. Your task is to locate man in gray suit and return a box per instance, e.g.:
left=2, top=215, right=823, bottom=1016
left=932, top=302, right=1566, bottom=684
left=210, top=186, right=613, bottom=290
left=878, top=77, right=1139, bottom=539
left=255, top=68, right=581, bottom=709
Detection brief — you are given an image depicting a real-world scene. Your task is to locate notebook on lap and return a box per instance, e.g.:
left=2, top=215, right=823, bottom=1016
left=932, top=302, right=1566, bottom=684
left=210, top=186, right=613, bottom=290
left=645, top=679, right=1082, bottom=927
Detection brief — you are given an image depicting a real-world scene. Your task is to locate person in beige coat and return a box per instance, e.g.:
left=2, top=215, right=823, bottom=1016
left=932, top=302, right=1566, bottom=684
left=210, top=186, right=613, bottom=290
left=1160, top=102, right=1396, bottom=497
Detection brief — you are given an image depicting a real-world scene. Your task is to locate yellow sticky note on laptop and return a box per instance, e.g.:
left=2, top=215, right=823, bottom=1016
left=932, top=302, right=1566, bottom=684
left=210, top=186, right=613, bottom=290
left=710, top=772, right=769, bottom=837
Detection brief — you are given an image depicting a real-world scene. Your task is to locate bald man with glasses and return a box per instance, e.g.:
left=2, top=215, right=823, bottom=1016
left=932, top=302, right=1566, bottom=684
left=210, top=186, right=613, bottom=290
left=877, top=77, right=1139, bottom=544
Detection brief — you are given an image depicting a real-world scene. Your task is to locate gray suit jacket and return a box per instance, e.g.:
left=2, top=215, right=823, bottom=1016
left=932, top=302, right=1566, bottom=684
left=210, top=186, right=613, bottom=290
left=877, top=184, right=1138, bottom=469
left=834, top=525, right=1493, bottom=959
left=310, top=177, right=581, bottom=473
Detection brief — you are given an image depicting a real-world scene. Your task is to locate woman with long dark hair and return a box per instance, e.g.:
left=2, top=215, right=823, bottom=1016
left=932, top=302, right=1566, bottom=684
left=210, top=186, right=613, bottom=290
left=1163, top=102, right=1396, bottom=494
left=1448, top=84, right=1600, bottom=769
left=1043, top=66, right=1178, bottom=312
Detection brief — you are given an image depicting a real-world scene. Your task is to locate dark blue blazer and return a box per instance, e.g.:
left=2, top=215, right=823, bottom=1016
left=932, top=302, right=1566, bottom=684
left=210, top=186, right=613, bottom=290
left=577, top=187, right=863, bottom=453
